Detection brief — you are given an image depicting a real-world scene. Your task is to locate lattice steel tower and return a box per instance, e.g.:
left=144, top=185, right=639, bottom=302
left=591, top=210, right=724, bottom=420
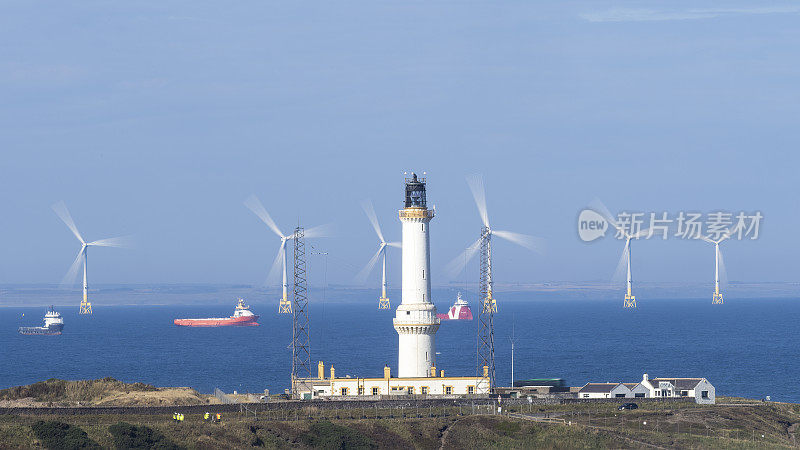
left=291, top=226, right=311, bottom=397
left=477, top=226, right=496, bottom=391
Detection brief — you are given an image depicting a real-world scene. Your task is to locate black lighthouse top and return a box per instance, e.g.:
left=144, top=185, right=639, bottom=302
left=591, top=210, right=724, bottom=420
left=404, top=172, right=427, bottom=208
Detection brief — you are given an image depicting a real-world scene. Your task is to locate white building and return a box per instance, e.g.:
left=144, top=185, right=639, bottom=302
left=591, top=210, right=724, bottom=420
left=582, top=374, right=716, bottom=404
left=293, top=174, right=489, bottom=399
left=298, top=363, right=489, bottom=398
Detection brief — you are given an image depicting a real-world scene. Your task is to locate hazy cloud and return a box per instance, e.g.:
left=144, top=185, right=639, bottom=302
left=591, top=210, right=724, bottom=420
left=581, top=6, right=800, bottom=22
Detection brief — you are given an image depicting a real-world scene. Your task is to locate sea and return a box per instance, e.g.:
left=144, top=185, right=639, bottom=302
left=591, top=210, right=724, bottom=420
left=2, top=291, right=798, bottom=402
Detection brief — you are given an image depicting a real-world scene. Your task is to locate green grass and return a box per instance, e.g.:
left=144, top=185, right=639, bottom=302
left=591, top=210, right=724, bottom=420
left=1, top=401, right=798, bottom=449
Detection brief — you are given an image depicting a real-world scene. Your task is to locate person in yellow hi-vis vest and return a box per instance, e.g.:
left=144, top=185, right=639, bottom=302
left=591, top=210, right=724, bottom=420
left=204, top=412, right=210, bottom=421
left=216, top=413, right=222, bottom=423
left=172, top=412, right=177, bottom=422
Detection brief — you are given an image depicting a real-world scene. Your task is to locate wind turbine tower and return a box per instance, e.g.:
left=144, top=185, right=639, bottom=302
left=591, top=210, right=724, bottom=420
left=358, top=200, right=400, bottom=310
left=590, top=200, right=649, bottom=309
left=702, top=233, right=730, bottom=305
left=52, top=202, right=127, bottom=315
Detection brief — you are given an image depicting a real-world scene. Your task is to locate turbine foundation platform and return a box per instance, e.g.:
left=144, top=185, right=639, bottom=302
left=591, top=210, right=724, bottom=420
left=378, top=296, right=390, bottom=310
left=623, top=294, right=636, bottom=309
left=79, top=299, right=92, bottom=315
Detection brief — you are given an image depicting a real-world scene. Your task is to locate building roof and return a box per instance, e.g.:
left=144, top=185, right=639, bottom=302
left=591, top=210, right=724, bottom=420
left=652, top=378, right=703, bottom=390
left=579, top=383, right=620, bottom=393
left=622, top=383, right=638, bottom=389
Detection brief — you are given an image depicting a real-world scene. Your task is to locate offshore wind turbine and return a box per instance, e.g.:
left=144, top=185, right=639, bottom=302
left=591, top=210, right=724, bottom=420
left=701, top=232, right=731, bottom=304
left=448, top=174, right=544, bottom=390
left=356, top=200, right=400, bottom=310
left=590, top=200, right=650, bottom=308
left=52, top=201, right=128, bottom=315
left=244, top=195, right=329, bottom=314
left=447, top=174, right=545, bottom=313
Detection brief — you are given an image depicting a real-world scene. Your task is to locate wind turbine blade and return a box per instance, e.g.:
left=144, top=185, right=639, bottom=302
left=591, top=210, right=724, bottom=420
left=492, top=230, right=546, bottom=254
left=611, top=242, right=629, bottom=287
left=266, top=242, right=285, bottom=285
left=60, top=247, right=84, bottom=288
left=445, top=237, right=483, bottom=277
left=355, top=245, right=383, bottom=284
left=466, top=174, right=490, bottom=228
left=87, top=235, right=132, bottom=248
left=302, top=223, right=333, bottom=239
left=588, top=198, right=623, bottom=234
left=244, top=195, right=285, bottom=238
left=361, top=199, right=385, bottom=243
left=52, top=201, right=85, bottom=244
left=700, top=235, right=715, bottom=244
left=387, top=241, right=401, bottom=249
left=632, top=227, right=651, bottom=240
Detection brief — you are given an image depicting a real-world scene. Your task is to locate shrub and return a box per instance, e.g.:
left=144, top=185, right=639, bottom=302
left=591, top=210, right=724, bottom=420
left=108, top=422, right=181, bottom=450
left=30, top=421, right=99, bottom=449
left=299, top=421, right=375, bottom=450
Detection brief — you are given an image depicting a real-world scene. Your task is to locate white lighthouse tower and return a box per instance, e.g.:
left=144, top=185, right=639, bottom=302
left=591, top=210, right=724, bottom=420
left=394, top=173, right=440, bottom=378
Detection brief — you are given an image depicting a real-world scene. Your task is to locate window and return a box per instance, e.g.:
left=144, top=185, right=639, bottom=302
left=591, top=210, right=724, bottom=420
left=372, top=387, right=379, bottom=396
left=358, top=386, right=364, bottom=395
left=701, top=391, right=709, bottom=399
left=467, top=386, right=475, bottom=395
left=406, top=311, right=410, bottom=315
left=422, top=269, right=425, bottom=279
left=680, top=390, right=688, bottom=397
left=421, top=224, right=424, bottom=231
left=615, top=394, right=625, bottom=398
left=655, top=391, right=660, bottom=396
left=408, top=387, right=414, bottom=395
left=341, top=387, right=349, bottom=396
left=583, top=394, right=590, bottom=398
left=444, top=386, right=453, bottom=395
left=421, top=386, right=428, bottom=395
left=635, top=393, right=645, bottom=398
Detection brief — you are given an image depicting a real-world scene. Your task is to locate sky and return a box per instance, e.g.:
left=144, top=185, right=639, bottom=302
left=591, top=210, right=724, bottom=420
left=0, top=1, right=798, bottom=289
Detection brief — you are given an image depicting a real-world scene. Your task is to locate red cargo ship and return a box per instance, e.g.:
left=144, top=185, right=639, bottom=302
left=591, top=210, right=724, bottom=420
left=174, top=299, right=259, bottom=327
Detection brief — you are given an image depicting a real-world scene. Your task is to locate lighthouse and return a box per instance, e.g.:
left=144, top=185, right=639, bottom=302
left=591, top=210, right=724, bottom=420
left=393, top=173, right=440, bottom=378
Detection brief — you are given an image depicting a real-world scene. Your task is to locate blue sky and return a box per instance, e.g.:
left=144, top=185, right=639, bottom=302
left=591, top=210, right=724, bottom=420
left=0, top=1, right=797, bottom=288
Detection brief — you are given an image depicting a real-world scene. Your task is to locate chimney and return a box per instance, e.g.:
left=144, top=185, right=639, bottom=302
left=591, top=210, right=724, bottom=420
left=643, top=373, right=649, bottom=382
left=318, top=361, right=325, bottom=379
left=430, top=366, right=437, bottom=377
left=383, top=365, right=391, bottom=379
left=330, top=366, right=335, bottom=379
left=440, top=370, right=445, bottom=378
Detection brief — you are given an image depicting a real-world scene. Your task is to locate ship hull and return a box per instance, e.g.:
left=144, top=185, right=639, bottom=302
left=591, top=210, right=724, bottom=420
left=437, top=306, right=473, bottom=321
left=174, top=315, right=260, bottom=327
left=19, top=325, right=64, bottom=335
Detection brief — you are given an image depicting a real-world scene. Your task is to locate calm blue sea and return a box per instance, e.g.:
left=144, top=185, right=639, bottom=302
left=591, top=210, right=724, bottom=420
left=2, top=294, right=798, bottom=402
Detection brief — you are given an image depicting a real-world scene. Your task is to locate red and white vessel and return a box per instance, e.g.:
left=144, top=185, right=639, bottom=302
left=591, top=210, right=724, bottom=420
left=437, top=292, right=473, bottom=321
left=174, top=298, right=259, bottom=327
